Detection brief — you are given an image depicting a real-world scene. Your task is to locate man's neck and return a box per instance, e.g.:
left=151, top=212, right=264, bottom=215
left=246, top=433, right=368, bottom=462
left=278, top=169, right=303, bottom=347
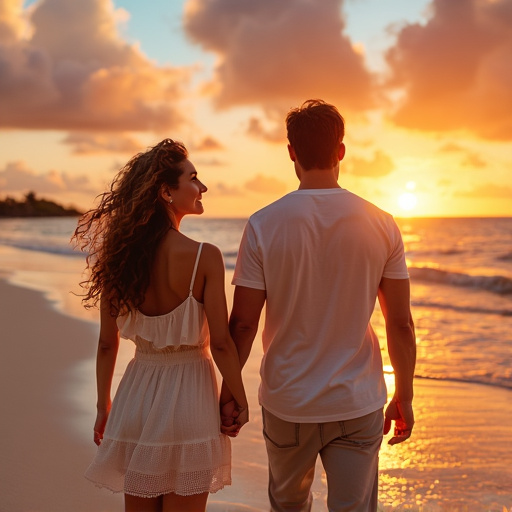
left=297, top=168, right=341, bottom=190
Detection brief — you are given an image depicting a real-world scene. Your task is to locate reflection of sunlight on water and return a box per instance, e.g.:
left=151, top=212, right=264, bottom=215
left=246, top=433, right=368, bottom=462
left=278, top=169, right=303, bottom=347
left=379, top=369, right=454, bottom=509
left=378, top=474, right=409, bottom=508
left=377, top=380, right=512, bottom=510
left=379, top=439, right=446, bottom=509
left=378, top=473, right=443, bottom=510
left=379, top=366, right=449, bottom=510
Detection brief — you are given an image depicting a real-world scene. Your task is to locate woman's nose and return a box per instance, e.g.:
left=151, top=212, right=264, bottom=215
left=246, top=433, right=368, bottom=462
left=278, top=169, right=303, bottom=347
left=200, top=181, right=208, bottom=193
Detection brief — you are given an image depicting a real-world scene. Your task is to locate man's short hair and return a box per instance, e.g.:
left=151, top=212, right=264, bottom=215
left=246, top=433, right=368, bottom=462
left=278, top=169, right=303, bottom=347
left=286, top=99, right=345, bottom=171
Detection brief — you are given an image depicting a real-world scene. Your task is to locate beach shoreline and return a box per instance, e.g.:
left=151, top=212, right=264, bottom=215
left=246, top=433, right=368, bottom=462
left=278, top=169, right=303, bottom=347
left=0, top=276, right=511, bottom=511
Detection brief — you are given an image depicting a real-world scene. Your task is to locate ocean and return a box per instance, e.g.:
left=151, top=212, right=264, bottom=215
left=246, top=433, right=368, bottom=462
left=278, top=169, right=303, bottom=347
left=1, top=215, right=511, bottom=511
left=1, top=215, right=510, bottom=392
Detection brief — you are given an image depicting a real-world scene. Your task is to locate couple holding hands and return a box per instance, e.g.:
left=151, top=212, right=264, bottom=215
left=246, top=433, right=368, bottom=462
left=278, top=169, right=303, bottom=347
left=76, top=99, right=415, bottom=512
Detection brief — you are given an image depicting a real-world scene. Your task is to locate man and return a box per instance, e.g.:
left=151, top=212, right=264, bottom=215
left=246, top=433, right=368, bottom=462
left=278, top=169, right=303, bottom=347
left=222, top=99, right=416, bottom=511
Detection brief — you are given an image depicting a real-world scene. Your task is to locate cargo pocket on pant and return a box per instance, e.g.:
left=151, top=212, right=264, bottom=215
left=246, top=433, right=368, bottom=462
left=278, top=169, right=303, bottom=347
left=262, top=408, right=300, bottom=448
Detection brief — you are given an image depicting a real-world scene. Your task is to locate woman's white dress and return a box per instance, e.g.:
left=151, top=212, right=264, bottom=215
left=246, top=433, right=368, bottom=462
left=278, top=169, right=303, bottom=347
left=84, top=243, right=231, bottom=497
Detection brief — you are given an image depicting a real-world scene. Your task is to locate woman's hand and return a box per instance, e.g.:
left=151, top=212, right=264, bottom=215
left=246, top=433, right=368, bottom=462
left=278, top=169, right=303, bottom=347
left=93, top=408, right=110, bottom=446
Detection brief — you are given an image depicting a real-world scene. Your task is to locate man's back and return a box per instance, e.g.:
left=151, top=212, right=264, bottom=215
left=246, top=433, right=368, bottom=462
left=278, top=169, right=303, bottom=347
left=233, top=188, right=409, bottom=422
left=227, top=99, right=415, bottom=511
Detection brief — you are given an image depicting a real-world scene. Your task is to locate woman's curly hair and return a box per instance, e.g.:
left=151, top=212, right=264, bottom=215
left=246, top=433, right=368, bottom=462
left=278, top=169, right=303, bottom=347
left=72, top=139, right=188, bottom=316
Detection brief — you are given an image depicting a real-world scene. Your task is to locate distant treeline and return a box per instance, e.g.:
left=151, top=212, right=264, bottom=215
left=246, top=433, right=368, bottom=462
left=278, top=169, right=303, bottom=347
left=0, top=192, right=83, bottom=217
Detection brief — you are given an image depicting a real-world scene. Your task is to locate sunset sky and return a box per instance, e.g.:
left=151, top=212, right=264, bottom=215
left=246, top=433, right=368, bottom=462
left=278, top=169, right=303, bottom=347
left=1, top=0, right=511, bottom=217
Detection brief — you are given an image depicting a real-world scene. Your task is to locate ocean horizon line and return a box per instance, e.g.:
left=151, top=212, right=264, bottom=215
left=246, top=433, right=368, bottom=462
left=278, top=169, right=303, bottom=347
left=1, top=213, right=511, bottom=221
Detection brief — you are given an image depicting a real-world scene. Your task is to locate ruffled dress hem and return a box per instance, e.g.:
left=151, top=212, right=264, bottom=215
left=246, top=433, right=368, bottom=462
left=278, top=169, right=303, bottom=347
left=84, top=469, right=231, bottom=498
left=84, top=432, right=231, bottom=497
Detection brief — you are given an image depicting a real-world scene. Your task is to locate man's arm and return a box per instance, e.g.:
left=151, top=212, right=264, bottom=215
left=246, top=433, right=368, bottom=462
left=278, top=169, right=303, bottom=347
left=378, top=277, right=416, bottom=445
left=220, top=286, right=266, bottom=432
left=229, top=286, right=266, bottom=366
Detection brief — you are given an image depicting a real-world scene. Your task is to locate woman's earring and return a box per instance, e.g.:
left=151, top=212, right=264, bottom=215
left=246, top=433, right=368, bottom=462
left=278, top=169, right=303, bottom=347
left=168, top=197, right=173, bottom=204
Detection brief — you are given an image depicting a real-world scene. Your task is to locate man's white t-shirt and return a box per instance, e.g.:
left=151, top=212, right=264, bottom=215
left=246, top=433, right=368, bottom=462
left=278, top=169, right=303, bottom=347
left=232, top=188, right=409, bottom=422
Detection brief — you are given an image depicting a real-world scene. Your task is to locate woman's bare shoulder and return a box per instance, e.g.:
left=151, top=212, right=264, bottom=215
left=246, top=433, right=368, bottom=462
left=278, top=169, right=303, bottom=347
left=200, top=242, right=224, bottom=271
left=201, top=241, right=222, bottom=255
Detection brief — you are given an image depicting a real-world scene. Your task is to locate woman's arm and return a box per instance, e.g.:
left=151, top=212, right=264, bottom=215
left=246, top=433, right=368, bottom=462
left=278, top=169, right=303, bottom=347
left=202, top=244, right=249, bottom=428
left=93, top=296, right=120, bottom=445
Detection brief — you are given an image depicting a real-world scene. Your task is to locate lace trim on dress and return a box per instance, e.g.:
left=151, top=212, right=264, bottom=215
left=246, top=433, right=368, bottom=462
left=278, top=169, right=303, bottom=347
left=85, top=435, right=231, bottom=497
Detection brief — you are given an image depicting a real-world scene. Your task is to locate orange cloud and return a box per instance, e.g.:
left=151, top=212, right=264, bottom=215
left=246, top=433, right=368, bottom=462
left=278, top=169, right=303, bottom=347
left=461, top=153, right=487, bottom=169
left=246, top=116, right=286, bottom=143
left=438, top=143, right=466, bottom=153
left=61, top=133, right=143, bottom=155
left=437, top=142, right=487, bottom=168
left=454, top=183, right=512, bottom=199
left=207, top=175, right=288, bottom=198
left=346, top=150, right=394, bottom=177
left=245, top=174, right=288, bottom=194
left=190, top=136, right=224, bottom=151
left=0, top=0, right=191, bottom=132
left=385, top=0, right=512, bottom=140
left=0, top=161, right=96, bottom=194
left=195, top=157, right=225, bottom=167
left=184, top=0, right=375, bottom=111
left=211, top=182, right=243, bottom=196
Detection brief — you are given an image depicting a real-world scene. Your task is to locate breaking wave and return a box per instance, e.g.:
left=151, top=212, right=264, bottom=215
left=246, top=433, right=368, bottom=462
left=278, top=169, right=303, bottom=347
left=409, top=266, right=512, bottom=295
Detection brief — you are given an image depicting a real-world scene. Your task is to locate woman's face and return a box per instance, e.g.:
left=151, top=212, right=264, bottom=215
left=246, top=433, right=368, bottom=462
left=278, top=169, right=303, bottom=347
left=170, top=159, right=208, bottom=216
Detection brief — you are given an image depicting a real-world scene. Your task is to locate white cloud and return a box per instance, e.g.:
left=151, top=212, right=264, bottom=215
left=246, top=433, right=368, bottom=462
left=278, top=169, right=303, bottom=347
left=185, top=0, right=376, bottom=112
left=0, top=0, right=191, bottom=132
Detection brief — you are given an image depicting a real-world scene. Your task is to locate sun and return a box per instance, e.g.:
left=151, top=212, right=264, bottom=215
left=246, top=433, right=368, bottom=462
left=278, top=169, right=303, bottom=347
left=397, top=181, right=418, bottom=212
left=398, top=192, right=418, bottom=211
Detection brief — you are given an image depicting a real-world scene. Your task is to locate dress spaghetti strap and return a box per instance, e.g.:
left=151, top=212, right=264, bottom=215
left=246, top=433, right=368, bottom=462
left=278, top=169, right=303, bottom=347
left=189, top=243, right=203, bottom=296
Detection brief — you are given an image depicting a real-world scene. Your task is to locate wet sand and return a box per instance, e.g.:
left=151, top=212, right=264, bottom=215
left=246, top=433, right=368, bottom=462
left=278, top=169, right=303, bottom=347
left=0, top=278, right=511, bottom=511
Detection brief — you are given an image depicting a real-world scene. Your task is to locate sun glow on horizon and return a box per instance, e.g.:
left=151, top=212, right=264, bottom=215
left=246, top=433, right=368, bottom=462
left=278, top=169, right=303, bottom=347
left=398, top=192, right=418, bottom=211
left=398, top=182, right=418, bottom=213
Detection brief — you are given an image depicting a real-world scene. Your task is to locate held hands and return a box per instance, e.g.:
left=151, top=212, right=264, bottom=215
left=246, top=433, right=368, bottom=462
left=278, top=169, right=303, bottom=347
left=384, top=397, right=414, bottom=445
left=220, top=399, right=249, bottom=437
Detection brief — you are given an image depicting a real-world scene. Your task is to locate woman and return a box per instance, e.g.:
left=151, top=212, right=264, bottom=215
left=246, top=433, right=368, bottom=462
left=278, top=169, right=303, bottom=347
left=73, top=139, right=248, bottom=512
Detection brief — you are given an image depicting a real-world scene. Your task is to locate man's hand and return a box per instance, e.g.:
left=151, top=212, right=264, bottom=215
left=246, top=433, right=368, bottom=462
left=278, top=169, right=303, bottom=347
left=384, top=398, right=414, bottom=445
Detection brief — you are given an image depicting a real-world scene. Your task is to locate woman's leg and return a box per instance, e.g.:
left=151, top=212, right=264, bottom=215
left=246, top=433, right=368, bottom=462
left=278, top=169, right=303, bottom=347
left=125, top=494, right=163, bottom=512
left=162, top=492, right=208, bottom=512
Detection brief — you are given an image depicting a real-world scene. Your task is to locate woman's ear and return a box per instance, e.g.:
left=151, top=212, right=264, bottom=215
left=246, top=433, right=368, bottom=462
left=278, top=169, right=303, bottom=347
left=159, top=184, right=172, bottom=203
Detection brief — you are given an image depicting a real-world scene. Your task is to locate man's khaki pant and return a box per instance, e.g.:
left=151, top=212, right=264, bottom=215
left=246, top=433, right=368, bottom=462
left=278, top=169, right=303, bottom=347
left=262, top=407, right=384, bottom=512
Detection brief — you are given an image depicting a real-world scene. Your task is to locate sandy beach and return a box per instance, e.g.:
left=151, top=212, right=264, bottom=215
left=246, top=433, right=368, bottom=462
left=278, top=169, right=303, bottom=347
left=1, top=276, right=511, bottom=512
